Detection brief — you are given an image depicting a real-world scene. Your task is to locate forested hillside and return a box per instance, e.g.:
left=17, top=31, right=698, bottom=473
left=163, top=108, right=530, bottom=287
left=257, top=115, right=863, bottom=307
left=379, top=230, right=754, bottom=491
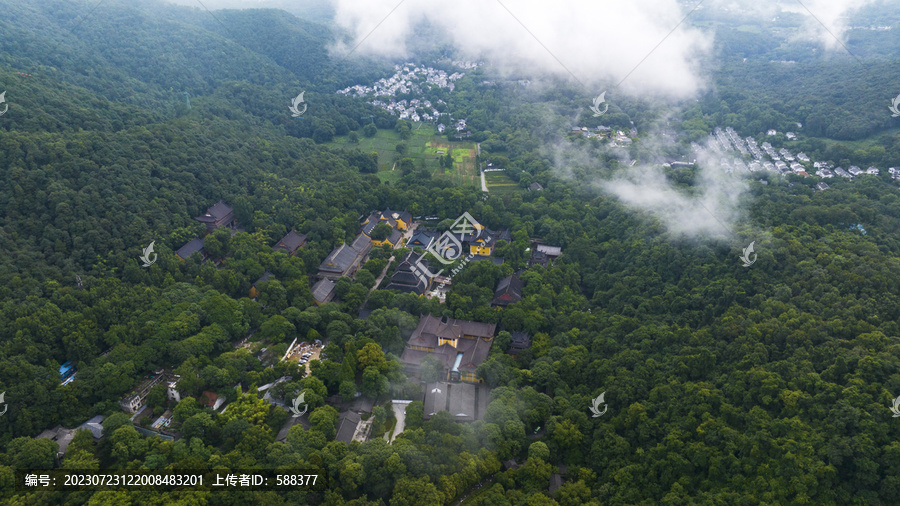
left=2, top=1, right=900, bottom=505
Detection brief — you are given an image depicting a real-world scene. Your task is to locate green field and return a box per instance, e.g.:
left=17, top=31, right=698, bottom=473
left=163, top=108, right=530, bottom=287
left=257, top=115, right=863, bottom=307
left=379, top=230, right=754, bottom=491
left=484, top=170, right=518, bottom=195
left=327, top=123, right=479, bottom=187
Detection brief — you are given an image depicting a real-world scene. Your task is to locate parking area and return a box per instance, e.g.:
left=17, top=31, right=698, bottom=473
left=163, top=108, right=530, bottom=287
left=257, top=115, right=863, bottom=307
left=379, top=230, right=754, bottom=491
left=287, top=340, right=323, bottom=374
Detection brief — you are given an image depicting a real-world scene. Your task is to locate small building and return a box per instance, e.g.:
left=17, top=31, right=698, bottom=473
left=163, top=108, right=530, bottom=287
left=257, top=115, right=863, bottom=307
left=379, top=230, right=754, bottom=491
left=536, top=244, right=562, bottom=259
left=249, top=271, right=273, bottom=299
left=318, top=234, right=371, bottom=280
left=167, top=377, right=182, bottom=404
left=120, top=371, right=170, bottom=414
left=275, top=414, right=309, bottom=442
left=492, top=273, right=523, bottom=307
left=386, top=252, right=433, bottom=295
left=60, top=361, right=76, bottom=386
left=767, top=129, right=777, bottom=136
left=361, top=209, right=411, bottom=248
left=194, top=200, right=236, bottom=232
left=378, top=228, right=404, bottom=249
left=35, top=415, right=104, bottom=459
left=529, top=249, right=549, bottom=268
left=273, top=230, right=307, bottom=256
left=461, top=228, right=511, bottom=256
left=401, top=315, right=495, bottom=383
left=407, top=230, right=437, bottom=250
left=508, top=331, right=532, bottom=356
left=364, top=209, right=413, bottom=232
left=528, top=182, right=544, bottom=191
left=175, top=237, right=206, bottom=261
left=349, top=396, right=375, bottom=414
left=423, top=381, right=490, bottom=422
left=312, top=278, right=337, bottom=305
left=200, top=391, right=225, bottom=410
left=335, top=411, right=363, bottom=443
left=816, top=182, right=830, bottom=191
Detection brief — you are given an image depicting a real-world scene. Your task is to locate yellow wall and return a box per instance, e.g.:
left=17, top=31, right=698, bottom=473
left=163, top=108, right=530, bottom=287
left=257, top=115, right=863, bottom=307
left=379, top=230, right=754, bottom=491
left=459, top=371, right=479, bottom=382
left=438, top=338, right=458, bottom=348
left=372, top=237, right=398, bottom=248
left=470, top=244, right=492, bottom=256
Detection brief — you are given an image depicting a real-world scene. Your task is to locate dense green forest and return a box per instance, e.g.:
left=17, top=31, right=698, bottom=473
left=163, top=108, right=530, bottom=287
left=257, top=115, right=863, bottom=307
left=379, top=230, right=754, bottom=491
left=3, top=0, right=900, bottom=504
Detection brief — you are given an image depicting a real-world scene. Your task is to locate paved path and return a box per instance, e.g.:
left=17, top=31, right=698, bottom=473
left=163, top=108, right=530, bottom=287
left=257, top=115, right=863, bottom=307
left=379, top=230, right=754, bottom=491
left=452, top=476, right=495, bottom=506
left=385, top=400, right=411, bottom=444
left=480, top=170, right=488, bottom=192
left=371, top=256, right=394, bottom=293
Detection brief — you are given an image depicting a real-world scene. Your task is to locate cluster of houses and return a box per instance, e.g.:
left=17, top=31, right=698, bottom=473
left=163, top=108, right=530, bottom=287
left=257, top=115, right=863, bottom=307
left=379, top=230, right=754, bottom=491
left=35, top=415, right=104, bottom=462
left=382, top=224, right=512, bottom=298
left=312, top=209, right=413, bottom=304
left=173, top=201, right=308, bottom=297
left=570, top=125, right=636, bottom=146
left=174, top=200, right=238, bottom=262
left=337, top=62, right=471, bottom=123
left=101, top=205, right=564, bottom=446
left=437, top=117, right=469, bottom=137
left=692, top=126, right=892, bottom=192
left=35, top=195, right=573, bottom=458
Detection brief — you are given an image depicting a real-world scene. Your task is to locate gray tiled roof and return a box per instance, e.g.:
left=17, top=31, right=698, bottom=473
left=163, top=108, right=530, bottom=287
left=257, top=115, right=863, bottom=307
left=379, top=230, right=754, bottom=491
left=319, top=244, right=359, bottom=274
left=492, top=273, right=523, bottom=306
left=274, top=230, right=306, bottom=254
left=423, top=382, right=487, bottom=422
left=195, top=200, right=234, bottom=223
left=403, top=315, right=495, bottom=375
left=176, top=237, right=205, bottom=259
left=351, top=233, right=372, bottom=253
left=312, top=278, right=336, bottom=304
left=408, top=230, right=437, bottom=248
left=335, top=411, right=361, bottom=443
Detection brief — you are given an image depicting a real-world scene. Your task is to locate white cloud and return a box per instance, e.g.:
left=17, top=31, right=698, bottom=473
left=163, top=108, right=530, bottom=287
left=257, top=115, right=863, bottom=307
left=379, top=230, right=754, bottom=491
left=782, top=0, right=877, bottom=50
left=703, top=0, right=877, bottom=51
left=595, top=149, right=748, bottom=240
left=331, top=0, right=714, bottom=99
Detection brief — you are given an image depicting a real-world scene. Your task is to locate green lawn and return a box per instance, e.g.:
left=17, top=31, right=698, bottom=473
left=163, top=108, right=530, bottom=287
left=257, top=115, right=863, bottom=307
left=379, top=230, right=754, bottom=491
left=485, top=170, right=518, bottom=195
left=326, top=123, right=479, bottom=188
